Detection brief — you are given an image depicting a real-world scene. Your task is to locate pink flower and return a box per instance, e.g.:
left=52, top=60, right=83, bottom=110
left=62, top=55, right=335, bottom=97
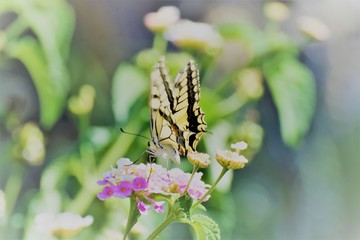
left=113, top=181, right=133, bottom=198
left=187, top=172, right=210, bottom=201
left=153, top=201, right=165, bottom=214
left=97, top=185, right=116, bottom=200
left=132, top=177, right=148, bottom=191
left=137, top=199, right=150, bottom=215
left=97, top=178, right=109, bottom=185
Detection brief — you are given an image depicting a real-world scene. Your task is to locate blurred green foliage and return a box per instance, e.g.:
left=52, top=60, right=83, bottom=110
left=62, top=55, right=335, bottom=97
left=1, top=0, right=74, bottom=129
left=0, top=1, right=319, bottom=239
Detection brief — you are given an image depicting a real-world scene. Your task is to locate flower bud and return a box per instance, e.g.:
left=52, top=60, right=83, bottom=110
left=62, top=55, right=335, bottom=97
left=68, top=85, right=96, bottom=115
left=237, top=68, right=263, bottom=100
left=13, top=122, right=45, bottom=165
left=263, top=2, right=289, bottom=22
left=216, top=148, right=248, bottom=170
left=230, top=141, right=248, bottom=153
left=187, top=152, right=211, bottom=168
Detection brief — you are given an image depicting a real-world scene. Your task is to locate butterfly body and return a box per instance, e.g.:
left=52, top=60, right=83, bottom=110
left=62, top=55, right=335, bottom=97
left=148, top=57, right=207, bottom=164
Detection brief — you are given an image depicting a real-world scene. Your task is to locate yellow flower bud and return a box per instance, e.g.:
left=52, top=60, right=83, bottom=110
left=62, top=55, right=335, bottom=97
left=68, top=85, right=96, bottom=115
left=216, top=149, right=248, bottom=170
left=187, top=152, right=211, bottom=168
left=14, top=122, right=45, bottom=165
left=263, top=2, right=289, bottom=22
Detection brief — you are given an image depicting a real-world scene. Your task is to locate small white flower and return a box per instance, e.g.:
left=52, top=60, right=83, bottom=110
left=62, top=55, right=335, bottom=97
left=187, top=152, right=211, bottom=168
left=231, top=141, right=248, bottom=152
left=144, top=6, right=180, bottom=32
left=116, top=158, right=133, bottom=167
left=263, top=2, right=289, bottom=22
left=297, top=16, right=331, bottom=41
left=216, top=149, right=248, bottom=169
left=35, top=212, right=93, bottom=238
left=165, top=20, right=223, bottom=52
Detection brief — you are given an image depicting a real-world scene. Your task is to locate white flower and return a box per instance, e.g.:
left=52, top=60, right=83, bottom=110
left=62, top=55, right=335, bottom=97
left=231, top=141, right=248, bottom=152
left=35, top=212, right=93, bottom=238
left=216, top=149, right=248, bottom=169
left=165, top=20, right=223, bottom=52
left=144, top=6, right=180, bottom=32
left=187, top=152, right=211, bottom=168
left=116, top=158, right=133, bottom=167
left=263, top=2, right=289, bottom=22
left=297, top=16, right=331, bottom=41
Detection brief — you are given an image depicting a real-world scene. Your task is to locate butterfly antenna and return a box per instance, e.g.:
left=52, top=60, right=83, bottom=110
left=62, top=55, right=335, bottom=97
left=133, top=150, right=147, bottom=164
left=124, top=150, right=147, bottom=167
left=120, top=128, right=151, bottom=141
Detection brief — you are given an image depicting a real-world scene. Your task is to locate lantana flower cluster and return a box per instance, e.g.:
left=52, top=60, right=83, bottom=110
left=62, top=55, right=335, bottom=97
left=97, top=158, right=210, bottom=215
left=216, top=141, right=249, bottom=169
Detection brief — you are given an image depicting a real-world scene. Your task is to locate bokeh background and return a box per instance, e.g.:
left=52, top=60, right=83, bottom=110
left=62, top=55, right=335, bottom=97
left=1, top=0, right=359, bottom=239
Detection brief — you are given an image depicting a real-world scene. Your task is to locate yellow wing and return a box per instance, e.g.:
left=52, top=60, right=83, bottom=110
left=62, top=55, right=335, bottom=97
left=148, top=57, right=181, bottom=164
left=172, top=59, right=207, bottom=154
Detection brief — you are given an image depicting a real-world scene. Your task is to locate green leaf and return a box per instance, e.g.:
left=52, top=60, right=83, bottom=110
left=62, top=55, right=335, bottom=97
left=176, top=194, right=193, bottom=220
left=112, top=64, right=147, bottom=123
left=263, top=54, right=316, bottom=147
left=217, top=22, right=268, bottom=56
left=3, top=0, right=75, bottom=128
left=188, top=214, right=221, bottom=240
left=13, top=0, right=75, bottom=60
left=8, top=38, right=68, bottom=128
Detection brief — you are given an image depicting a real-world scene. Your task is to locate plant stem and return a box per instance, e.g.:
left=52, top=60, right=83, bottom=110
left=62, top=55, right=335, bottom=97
left=192, top=167, right=228, bottom=210
left=77, top=114, right=90, bottom=140
left=184, top=165, right=199, bottom=194
left=152, top=32, right=167, bottom=54
left=4, top=163, right=24, bottom=221
left=146, top=212, right=176, bottom=240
